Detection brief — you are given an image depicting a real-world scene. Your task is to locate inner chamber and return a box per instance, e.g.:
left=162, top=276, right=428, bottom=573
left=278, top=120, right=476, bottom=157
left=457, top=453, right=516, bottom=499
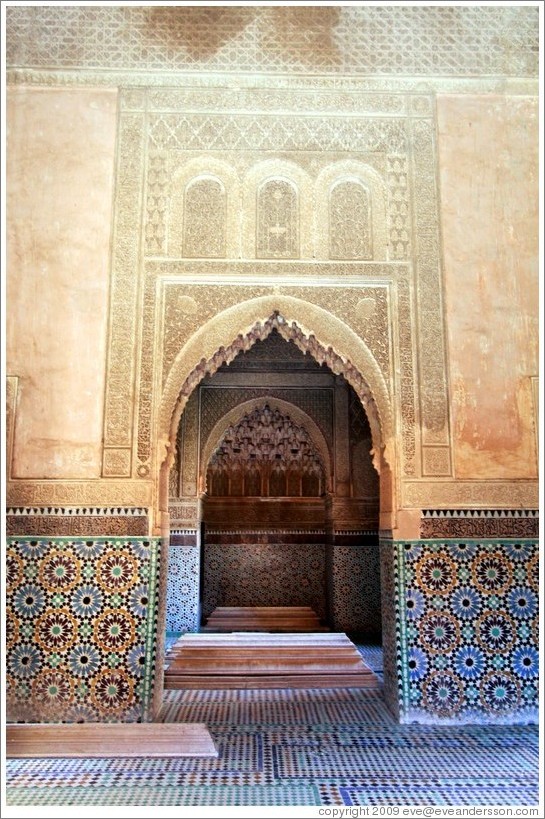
left=167, top=329, right=382, bottom=640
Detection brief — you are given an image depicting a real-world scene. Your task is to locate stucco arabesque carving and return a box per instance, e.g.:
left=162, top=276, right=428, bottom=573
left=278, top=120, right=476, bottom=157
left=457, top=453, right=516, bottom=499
left=159, top=301, right=393, bottom=483
left=102, top=90, right=445, bottom=489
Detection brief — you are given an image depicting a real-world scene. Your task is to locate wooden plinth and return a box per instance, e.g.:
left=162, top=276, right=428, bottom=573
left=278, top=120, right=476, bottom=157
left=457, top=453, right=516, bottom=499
left=203, top=605, right=329, bottom=632
left=165, top=630, right=380, bottom=691
left=6, top=722, right=218, bottom=759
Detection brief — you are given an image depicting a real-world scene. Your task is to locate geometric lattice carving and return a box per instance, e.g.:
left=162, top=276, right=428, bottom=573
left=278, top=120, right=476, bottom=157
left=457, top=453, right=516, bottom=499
left=206, top=404, right=324, bottom=497
left=330, top=180, right=372, bottom=260
left=183, top=177, right=226, bottom=258
left=6, top=7, right=539, bottom=79
left=256, top=180, right=298, bottom=259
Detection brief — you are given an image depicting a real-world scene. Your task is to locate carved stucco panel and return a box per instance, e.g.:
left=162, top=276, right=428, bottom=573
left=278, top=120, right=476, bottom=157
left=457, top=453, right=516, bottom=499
left=6, top=376, right=18, bottom=480
left=101, top=90, right=451, bottom=500
left=403, top=481, right=538, bottom=509
left=180, top=389, right=199, bottom=497
left=142, top=269, right=415, bottom=484
left=6, top=481, right=153, bottom=507
left=387, top=154, right=410, bottom=260
left=102, top=112, right=145, bottom=456
left=410, top=117, right=450, bottom=450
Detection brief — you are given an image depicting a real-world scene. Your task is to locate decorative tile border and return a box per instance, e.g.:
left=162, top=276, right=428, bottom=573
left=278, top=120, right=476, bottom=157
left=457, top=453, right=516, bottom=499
left=6, top=537, right=160, bottom=722
left=394, top=539, right=538, bottom=724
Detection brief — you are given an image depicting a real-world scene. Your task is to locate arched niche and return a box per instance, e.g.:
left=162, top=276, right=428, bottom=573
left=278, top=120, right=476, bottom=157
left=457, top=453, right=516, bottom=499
left=168, top=157, right=241, bottom=257
left=242, top=160, right=313, bottom=259
left=315, top=161, right=388, bottom=260
left=152, top=295, right=396, bottom=717
left=200, top=397, right=334, bottom=494
left=157, top=295, right=395, bottom=520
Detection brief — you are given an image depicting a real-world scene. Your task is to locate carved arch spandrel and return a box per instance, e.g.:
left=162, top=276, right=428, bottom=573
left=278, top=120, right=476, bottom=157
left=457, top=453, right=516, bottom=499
left=158, top=296, right=394, bottom=488
left=200, top=397, right=334, bottom=494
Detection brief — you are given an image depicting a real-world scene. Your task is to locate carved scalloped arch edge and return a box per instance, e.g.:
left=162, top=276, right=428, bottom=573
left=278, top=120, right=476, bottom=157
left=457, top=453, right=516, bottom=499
left=159, top=296, right=393, bottom=475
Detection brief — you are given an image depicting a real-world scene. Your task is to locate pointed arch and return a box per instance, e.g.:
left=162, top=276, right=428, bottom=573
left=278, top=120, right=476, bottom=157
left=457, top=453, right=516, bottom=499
left=158, top=295, right=394, bottom=481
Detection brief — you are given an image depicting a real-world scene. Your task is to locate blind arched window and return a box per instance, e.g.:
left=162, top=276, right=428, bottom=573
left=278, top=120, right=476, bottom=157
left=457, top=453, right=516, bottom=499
left=183, top=177, right=226, bottom=257
left=329, top=180, right=372, bottom=259
left=256, top=179, right=298, bottom=258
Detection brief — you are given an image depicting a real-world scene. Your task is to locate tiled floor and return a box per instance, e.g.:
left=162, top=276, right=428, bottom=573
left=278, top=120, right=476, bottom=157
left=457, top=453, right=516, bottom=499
left=6, top=685, right=539, bottom=807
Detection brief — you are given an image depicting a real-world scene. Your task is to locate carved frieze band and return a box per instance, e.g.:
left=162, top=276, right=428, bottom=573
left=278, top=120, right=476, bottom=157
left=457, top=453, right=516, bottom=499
left=7, top=70, right=539, bottom=98
left=403, top=481, right=539, bottom=510
left=6, top=481, right=153, bottom=507
left=7, top=507, right=148, bottom=516
left=6, top=514, right=149, bottom=536
left=420, top=508, right=539, bottom=539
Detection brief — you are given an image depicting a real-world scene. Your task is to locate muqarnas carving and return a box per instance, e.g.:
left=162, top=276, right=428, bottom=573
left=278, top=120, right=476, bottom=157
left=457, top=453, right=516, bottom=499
left=206, top=404, right=325, bottom=497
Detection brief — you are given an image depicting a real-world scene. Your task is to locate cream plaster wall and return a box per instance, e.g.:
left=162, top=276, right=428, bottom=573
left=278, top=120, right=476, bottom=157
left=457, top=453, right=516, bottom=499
left=437, top=95, right=538, bottom=480
left=7, top=87, right=118, bottom=479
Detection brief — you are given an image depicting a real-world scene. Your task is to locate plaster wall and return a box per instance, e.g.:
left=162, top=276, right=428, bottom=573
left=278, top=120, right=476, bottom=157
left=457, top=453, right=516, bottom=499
left=6, top=87, right=118, bottom=479
left=437, top=95, right=538, bottom=480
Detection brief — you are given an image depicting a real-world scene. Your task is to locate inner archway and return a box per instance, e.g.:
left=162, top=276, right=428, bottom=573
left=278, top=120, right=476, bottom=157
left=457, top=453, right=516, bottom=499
left=166, top=329, right=382, bottom=639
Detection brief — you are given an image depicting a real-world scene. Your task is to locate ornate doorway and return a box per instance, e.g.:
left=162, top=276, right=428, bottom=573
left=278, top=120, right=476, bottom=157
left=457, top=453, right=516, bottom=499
left=166, top=329, right=381, bottom=636
left=152, top=301, right=395, bottom=716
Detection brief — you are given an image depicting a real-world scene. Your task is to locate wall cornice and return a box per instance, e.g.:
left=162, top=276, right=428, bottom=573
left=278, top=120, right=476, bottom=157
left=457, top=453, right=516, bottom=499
left=6, top=70, right=539, bottom=98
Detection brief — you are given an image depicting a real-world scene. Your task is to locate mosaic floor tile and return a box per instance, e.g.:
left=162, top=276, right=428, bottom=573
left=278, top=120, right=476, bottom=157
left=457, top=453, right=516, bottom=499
left=6, top=785, right=319, bottom=806
left=5, top=687, right=538, bottom=807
